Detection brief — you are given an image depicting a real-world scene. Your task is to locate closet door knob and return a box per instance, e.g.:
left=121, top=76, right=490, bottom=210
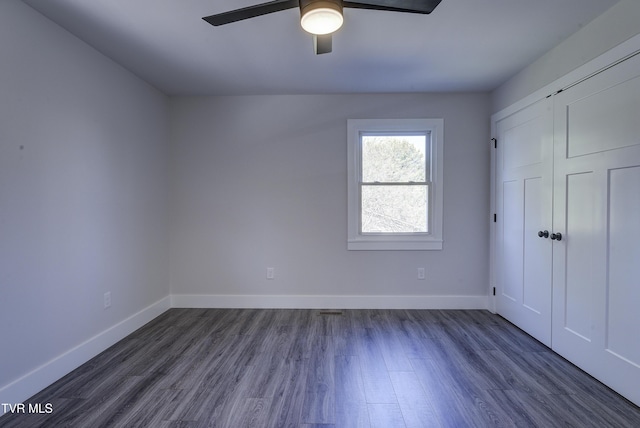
left=538, top=230, right=549, bottom=238
left=550, top=232, right=563, bottom=241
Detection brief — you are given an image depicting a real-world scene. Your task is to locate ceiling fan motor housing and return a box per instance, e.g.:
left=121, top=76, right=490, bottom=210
left=300, top=0, right=342, bottom=21
left=300, top=0, right=344, bottom=20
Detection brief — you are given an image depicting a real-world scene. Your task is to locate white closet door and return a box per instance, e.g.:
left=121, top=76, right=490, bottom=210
left=495, top=98, right=553, bottom=346
left=552, top=52, right=640, bottom=406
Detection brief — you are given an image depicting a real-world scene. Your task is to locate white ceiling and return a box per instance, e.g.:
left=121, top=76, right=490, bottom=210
left=22, top=0, right=619, bottom=95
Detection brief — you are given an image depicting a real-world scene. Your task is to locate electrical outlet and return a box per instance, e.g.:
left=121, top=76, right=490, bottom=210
left=104, top=292, right=111, bottom=309
left=417, top=268, right=426, bottom=280
left=266, top=267, right=275, bottom=280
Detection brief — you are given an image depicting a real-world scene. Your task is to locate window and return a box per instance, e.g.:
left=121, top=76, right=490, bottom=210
left=347, top=119, right=443, bottom=250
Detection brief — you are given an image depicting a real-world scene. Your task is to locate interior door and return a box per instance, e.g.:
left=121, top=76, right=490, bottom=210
left=495, top=98, right=553, bottom=346
left=552, top=52, right=640, bottom=406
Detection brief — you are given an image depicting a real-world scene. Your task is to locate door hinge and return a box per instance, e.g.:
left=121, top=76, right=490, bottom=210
left=493, top=287, right=496, bottom=296
left=491, top=138, right=497, bottom=149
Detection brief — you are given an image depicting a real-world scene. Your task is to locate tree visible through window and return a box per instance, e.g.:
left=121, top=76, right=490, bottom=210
left=360, top=135, right=429, bottom=233
left=347, top=118, right=443, bottom=250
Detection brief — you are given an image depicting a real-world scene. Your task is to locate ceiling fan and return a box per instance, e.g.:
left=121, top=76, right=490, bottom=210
left=203, top=0, right=442, bottom=55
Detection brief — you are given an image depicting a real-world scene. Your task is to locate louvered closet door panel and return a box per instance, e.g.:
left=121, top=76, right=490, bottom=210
left=552, top=52, right=640, bottom=406
left=495, top=98, right=553, bottom=346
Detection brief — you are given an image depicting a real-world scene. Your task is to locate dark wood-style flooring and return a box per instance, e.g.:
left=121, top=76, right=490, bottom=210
left=2, top=309, right=639, bottom=427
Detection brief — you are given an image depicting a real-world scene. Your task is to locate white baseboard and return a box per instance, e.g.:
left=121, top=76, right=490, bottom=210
left=171, top=294, right=489, bottom=310
left=0, top=296, right=171, bottom=409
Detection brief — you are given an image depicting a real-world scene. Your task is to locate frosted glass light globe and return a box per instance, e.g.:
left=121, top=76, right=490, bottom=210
left=301, top=8, right=343, bottom=35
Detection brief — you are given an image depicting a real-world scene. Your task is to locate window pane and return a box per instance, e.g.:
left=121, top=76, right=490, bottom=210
left=361, top=185, right=428, bottom=233
left=361, top=135, right=427, bottom=182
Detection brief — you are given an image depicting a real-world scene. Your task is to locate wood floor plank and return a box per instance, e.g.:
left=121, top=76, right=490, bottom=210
left=484, top=317, right=550, bottom=354
left=238, top=352, right=286, bottom=399
left=389, top=370, right=440, bottom=428
left=410, top=357, right=482, bottom=428
left=114, top=388, right=183, bottom=428
left=54, top=374, right=159, bottom=427
left=355, top=327, right=398, bottom=404
left=483, top=388, right=558, bottom=427
left=3, top=309, right=640, bottom=428
left=385, top=311, right=435, bottom=360
left=370, top=311, right=414, bottom=372
left=414, top=350, right=519, bottom=427
left=367, top=403, right=406, bottom=428
left=436, top=310, right=498, bottom=352
left=412, top=319, right=510, bottom=394
left=473, top=349, right=553, bottom=396
left=301, top=334, right=335, bottom=424
left=223, top=397, right=272, bottom=428
left=263, top=359, right=308, bottom=427
left=333, top=311, right=359, bottom=357
left=283, top=310, right=314, bottom=362
left=335, top=355, right=370, bottom=428
left=155, top=334, right=229, bottom=391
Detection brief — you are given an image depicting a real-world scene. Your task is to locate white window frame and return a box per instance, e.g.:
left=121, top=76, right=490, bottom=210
left=347, top=118, right=444, bottom=250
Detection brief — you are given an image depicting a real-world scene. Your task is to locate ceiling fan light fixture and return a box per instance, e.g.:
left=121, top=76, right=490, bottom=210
left=300, top=0, right=343, bottom=35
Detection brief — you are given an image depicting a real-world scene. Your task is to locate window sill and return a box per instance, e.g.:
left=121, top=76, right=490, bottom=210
left=347, top=238, right=443, bottom=251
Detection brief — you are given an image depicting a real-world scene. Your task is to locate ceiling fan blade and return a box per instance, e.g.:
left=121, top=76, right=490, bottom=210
left=203, top=0, right=298, bottom=26
left=343, top=0, right=442, bottom=14
left=313, top=34, right=332, bottom=55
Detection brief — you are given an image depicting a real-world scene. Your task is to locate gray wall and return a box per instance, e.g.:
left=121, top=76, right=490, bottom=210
left=13, top=0, right=635, bottom=406
left=0, top=1, right=169, bottom=395
left=169, top=93, right=491, bottom=306
left=492, top=0, right=640, bottom=113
